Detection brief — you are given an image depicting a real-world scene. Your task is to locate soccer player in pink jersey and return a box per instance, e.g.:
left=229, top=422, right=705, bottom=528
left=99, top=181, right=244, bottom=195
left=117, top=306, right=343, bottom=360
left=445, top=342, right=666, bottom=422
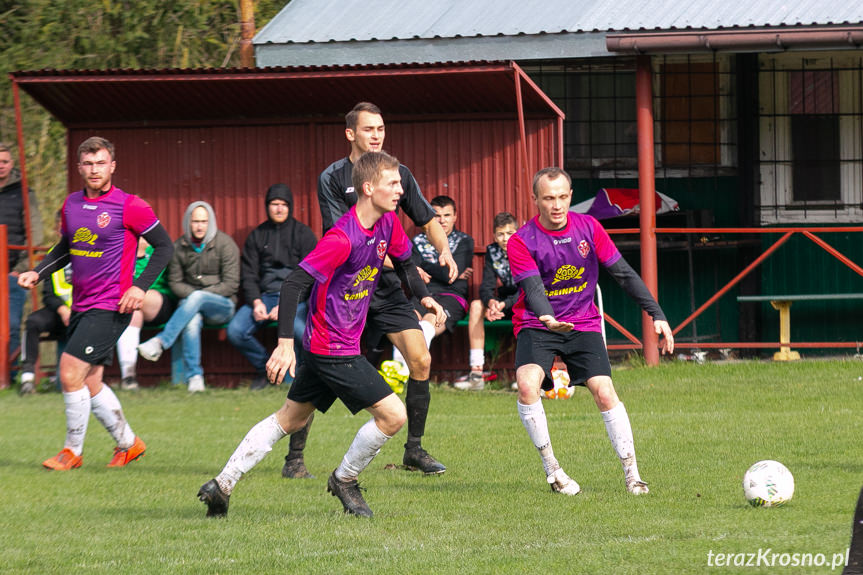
left=18, top=137, right=173, bottom=470
left=508, top=167, right=674, bottom=496
left=198, top=151, right=445, bottom=518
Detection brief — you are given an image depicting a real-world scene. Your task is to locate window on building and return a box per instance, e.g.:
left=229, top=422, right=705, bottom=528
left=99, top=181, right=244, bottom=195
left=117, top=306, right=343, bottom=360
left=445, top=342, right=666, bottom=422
left=758, top=54, right=863, bottom=224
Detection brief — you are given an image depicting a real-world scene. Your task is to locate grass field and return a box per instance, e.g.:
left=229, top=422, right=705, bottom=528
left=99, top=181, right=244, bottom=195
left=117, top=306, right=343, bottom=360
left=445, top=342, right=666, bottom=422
left=1, top=359, right=862, bottom=574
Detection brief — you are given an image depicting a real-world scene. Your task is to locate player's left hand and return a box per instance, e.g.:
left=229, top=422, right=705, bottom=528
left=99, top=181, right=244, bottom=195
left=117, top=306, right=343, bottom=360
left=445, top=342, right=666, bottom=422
left=421, top=296, right=446, bottom=328
left=539, top=315, right=574, bottom=333
left=438, top=249, right=458, bottom=284
left=118, top=286, right=145, bottom=314
left=266, top=338, right=296, bottom=385
left=654, top=320, right=674, bottom=355
left=267, top=305, right=279, bottom=322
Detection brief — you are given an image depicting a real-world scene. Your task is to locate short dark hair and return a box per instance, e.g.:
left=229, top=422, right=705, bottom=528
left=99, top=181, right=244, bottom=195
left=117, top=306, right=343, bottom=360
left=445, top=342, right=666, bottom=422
left=77, top=136, right=115, bottom=162
left=430, top=195, right=456, bottom=212
left=346, top=102, right=382, bottom=132
left=532, top=167, right=571, bottom=196
left=351, top=151, right=399, bottom=193
left=0, top=142, right=12, bottom=155
left=493, top=211, right=516, bottom=230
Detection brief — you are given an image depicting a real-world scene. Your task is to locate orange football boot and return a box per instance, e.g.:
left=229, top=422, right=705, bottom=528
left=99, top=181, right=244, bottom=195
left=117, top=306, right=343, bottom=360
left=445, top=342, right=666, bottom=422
left=107, top=436, right=147, bottom=467
left=42, top=448, right=83, bottom=470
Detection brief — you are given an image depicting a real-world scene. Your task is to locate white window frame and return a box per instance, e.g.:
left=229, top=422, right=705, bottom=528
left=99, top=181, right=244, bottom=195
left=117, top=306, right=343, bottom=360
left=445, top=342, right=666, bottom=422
left=758, top=52, right=863, bottom=224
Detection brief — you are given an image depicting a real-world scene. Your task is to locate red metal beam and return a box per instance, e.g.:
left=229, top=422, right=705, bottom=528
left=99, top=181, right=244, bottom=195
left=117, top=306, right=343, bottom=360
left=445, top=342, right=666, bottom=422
left=0, top=225, right=8, bottom=389
left=672, top=231, right=794, bottom=336
left=802, top=231, right=863, bottom=277
left=636, top=55, right=659, bottom=365
left=514, top=68, right=532, bottom=199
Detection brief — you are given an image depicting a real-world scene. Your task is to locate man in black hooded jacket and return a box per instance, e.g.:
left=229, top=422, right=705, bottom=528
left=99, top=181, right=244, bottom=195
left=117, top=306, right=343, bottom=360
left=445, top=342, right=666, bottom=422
left=227, top=184, right=317, bottom=391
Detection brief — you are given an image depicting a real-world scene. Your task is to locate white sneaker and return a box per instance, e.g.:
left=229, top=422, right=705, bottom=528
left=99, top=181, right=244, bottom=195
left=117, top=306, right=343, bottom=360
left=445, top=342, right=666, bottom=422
left=188, top=375, right=205, bottom=393
left=626, top=479, right=650, bottom=495
left=454, top=371, right=485, bottom=391
left=547, top=468, right=581, bottom=496
left=138, top=337, right=164, bottom=361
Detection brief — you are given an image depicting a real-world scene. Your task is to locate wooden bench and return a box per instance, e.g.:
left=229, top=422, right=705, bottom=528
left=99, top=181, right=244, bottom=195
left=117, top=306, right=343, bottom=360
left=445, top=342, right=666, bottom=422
left=736, top=294, right=863, bottom=360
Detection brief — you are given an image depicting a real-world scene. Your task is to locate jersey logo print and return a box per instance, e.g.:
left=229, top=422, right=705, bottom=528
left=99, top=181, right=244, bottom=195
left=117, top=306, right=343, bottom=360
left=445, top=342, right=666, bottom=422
left=551, top=265, right=584, bottom=285
left=72, top=227, right=98, bottom=245
left=353, top=265, right=379, bottom=287
left=97, top=211, right=111, bottom=228
left=577, top=239, right=590, bottom=258
left=376, top=240, right=387, bottom=260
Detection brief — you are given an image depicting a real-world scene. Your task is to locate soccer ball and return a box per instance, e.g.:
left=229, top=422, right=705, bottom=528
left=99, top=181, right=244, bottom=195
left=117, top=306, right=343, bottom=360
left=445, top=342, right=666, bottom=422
left=742, top=460, right=794, bottom=507
left=544, top=368, right=574, bottom=400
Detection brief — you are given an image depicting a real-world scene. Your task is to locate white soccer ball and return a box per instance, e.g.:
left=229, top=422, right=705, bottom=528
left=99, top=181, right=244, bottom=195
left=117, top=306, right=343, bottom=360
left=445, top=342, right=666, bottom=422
left=742, top=460, right=794, bottom=507
left=544, top=368, right=574, bottom=400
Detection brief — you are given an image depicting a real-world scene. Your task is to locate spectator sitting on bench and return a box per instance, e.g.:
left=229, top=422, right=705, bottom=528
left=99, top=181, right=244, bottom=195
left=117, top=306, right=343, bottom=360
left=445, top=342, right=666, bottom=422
left=138, top=201, right=239, bottom=392
left=226, top=184, right=317, bottom=390
left=19, top=211, right=69, bottom=395
left=382, top=195, right=474, bottom=381
left=455, top=211, right=518, bottom=391
left=114, top=237, right=177, bottom=390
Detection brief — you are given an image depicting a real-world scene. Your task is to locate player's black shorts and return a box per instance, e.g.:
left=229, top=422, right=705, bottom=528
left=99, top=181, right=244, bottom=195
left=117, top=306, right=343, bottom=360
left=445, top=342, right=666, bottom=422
left=413, top=294, right=467, bottom=333
left=65, top=309, right=132, bottom=366
left=144, top=295, right=175, bottom=327
left=287, top=352, right=394, bottom=414
left=364, top=289, right=422, bottom=349
left=515, top=328, right=611, bottom=390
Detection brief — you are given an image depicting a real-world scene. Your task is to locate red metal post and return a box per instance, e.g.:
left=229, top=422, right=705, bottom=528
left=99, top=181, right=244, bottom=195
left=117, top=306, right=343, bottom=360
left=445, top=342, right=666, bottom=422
left=636, top=55, right=659, bottom=365
left=0, top=225, right=9, bottom=389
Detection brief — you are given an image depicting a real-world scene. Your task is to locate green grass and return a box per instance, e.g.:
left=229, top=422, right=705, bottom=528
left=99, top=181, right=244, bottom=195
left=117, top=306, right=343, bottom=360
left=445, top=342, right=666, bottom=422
left=2, top=359, right=862, bottom=574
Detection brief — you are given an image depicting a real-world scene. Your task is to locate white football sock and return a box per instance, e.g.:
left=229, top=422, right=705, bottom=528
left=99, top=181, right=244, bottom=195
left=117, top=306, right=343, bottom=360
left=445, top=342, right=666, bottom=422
left=63, top=388, right=91, bottom=456
left=90, top=385, right=135, bottom=449
left=216, top=414, right=287, bottom=495
left=601, top=402, right=641, bottom=483
left=391, top=346, right=407, bottom=367
left=419, top=320, right=435, bottom=348
left=518, top=399, right=559, bottom=475
left=469, top=348, right=485, bottom=370
left=335, top=418, right=391, bottom=481
left=116, top=326, right=141, bottom=379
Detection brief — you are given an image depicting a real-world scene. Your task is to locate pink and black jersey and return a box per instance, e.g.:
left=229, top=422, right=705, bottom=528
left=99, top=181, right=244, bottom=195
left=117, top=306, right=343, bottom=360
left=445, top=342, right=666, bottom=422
left=299, top=207, right=413, bottom=356
left=508, top=212, right=621, bottom=335
left=61, top=186, right=160, bottom=312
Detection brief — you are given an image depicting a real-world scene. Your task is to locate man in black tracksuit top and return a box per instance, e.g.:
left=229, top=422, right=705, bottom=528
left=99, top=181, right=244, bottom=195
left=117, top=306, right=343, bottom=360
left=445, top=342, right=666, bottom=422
left=280, top=101, right=458, bottom=478
left=227, top=184, right=317, bottom=392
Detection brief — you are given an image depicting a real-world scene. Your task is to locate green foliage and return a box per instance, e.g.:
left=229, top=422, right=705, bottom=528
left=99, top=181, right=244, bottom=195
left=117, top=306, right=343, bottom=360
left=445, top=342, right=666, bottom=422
left=1, top=359, right=861, bottom=573
left=0, top=0, right=285, bottom=239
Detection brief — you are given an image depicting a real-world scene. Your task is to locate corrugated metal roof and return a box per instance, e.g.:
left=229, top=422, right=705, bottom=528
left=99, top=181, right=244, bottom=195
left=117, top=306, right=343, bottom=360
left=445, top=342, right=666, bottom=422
left=11, top=62, right=562, bottom=126
left=255, top=0, right=863, bottom=45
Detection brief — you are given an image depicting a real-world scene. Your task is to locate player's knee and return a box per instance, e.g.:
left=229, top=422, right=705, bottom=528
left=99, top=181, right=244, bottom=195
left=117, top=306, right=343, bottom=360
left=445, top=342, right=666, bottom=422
left=406, top=348, right=431, bottom=376
left=377, top=405, right=406, bottom=436
left=469, top=299, right=484, bottom=317
left=591, top=378, right=619, bottom=409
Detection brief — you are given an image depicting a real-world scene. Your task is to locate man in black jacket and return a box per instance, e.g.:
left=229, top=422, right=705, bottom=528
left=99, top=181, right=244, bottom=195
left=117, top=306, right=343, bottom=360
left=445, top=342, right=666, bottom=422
left=227, top=184, right=317, bottom=391
left=0, top=142, right=43, bottom=363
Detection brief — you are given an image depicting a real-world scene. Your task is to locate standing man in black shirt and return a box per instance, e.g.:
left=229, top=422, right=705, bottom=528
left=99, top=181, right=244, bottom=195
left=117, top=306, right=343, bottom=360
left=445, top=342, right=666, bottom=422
left=280, top=102, right=458, bottom=478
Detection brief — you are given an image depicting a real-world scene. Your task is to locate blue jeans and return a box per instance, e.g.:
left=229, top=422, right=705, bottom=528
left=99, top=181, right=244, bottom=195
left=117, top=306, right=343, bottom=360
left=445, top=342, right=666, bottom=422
left=8, top=273, right=26, bottom=358
left=227, top=292, right=306, bottom=382
left=157, top=290, right=235, bottom=380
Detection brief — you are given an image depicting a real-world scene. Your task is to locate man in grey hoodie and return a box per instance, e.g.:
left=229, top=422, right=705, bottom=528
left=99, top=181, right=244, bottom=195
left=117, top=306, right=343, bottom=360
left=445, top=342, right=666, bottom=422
left=137, top=201, right=240, bottom=392
left=227, top=184, right=317, bottom=391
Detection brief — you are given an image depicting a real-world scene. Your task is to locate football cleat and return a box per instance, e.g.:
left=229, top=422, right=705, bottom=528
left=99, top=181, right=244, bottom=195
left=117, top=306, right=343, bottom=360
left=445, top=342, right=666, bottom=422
left=120, top=377, right=140, bottom=391
left=198, top=479, right=230, bottom=518
left=547, top=468, right=581, bottom=496
left=42, top=448, right=83, bottom=471
left=327, top=471, right=373, bottom=517
left=282, top=455, right=314, bottom=479
left=403, top=445, right=446, bottom=475
left=627, top=479, right=650, bottom=495
left=454, top=371, right=485, bottom=391
left=107, top=436, right=147, bottom=467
